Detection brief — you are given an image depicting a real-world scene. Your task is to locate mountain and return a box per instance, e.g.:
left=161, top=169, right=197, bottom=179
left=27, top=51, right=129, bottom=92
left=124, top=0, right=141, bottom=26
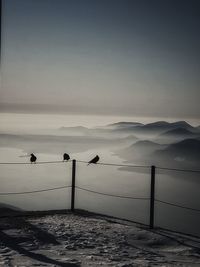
left=153, top=138, right=200, bottom=167
left=59, top=124, right=141, bottom=138
left=59, top=126, right=90, bottom=135
left=111, top=121, right=195, bottom=137
left=60, top=126, right=89, bottom=131
left=162, top=121, right=193, bottom=129
left=196, top=125, right=200, bottom=132
left=116, top=137, right=200, bottom=168
left=128, top=140, right=165, bottom=154
left=139, top=121, right=194, bottom=133
left=107, top=122, right=143, bottom=128
left=117, top=140, right=166, bottom=162
left=159, top=127, right=200, bottom=139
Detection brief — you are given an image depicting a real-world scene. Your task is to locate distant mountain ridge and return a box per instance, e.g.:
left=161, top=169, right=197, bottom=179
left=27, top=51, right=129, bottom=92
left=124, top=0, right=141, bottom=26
left=118, top=140, right=166, bottom=163
left=60, top=126, right=89, bottom=131
left=107, top=120, right=196, bottom=136
left=165, top=138, right=200, bottom=152
left=116, top=136, right=200, bottom=168
left=107, top=122, right=143, bottom=128
left=138, top=121, right=194, bottom=132
left=129, top=140, right=163, bottom=150
left=159, top=127, right=200, bottom=138
left=57, top=121, right=199, bottom=138
left=153, top=138, right=200, bottom=166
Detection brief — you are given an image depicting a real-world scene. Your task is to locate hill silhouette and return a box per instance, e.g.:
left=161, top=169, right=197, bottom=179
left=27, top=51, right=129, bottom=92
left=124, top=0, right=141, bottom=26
left=110, top=121, right=195, bottom=137
left=139, top=121, right=194, bottom=132
left=107, top=122, right=143, bottom=128
left=153, top=138, right=200, bottom=167
left=117, top=140, right=166, bottom=163
left=159, top=127, right=200, bottom=139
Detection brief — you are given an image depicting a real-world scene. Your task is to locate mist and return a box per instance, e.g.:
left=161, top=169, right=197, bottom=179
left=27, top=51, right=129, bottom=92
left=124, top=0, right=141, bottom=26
left=0, top=113, right=200, bottom=236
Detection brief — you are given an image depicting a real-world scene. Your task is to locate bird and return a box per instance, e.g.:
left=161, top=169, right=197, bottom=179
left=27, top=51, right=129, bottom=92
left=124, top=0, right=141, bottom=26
left=30, top=153, right=37, bottom=163
left=88, top=155, right=100, bottom=165
left=63, top=153, right=70, bottom=161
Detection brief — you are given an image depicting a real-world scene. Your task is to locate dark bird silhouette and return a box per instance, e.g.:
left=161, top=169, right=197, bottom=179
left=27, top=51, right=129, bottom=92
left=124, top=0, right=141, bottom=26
left=88, top=155, right=99, bottom=165
left=30, top=153, right=37, bottom=163
left=63, top=153, right=70, bottom=161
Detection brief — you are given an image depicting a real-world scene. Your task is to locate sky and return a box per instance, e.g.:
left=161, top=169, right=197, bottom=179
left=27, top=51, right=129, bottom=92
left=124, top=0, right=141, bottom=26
left=1, top=0, right=200, bottom=119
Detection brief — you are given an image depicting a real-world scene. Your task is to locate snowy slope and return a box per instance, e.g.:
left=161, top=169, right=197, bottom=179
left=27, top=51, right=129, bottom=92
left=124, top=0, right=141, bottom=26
left=0, top=211, right=200, bottom=266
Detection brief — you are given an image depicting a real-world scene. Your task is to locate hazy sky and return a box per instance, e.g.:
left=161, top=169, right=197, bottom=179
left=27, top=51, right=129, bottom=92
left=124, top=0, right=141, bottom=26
left=1, top=0, right=200, bottom=118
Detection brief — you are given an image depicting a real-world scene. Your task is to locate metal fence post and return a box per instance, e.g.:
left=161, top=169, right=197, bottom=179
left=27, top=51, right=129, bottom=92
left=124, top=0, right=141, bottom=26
left=71, top=159, right=76, bottom=212
left=150, top=165, right=155, bottom=229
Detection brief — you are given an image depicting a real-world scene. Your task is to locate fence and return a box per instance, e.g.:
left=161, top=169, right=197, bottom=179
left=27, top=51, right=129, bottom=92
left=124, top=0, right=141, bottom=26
left=0, top=159, right=200, bottom=236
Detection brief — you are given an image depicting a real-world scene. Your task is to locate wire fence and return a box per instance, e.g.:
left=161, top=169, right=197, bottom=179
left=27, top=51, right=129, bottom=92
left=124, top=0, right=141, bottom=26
left=77, top=160, right=149, bottom=168
left=157, top=166, right=200, bottom=174
left=155, top=199, right=200, bottom=212
left=0, top=160, right=70, bottom=165
left=0, top=185, right=71, bottom=195
left=0, top=185, right=199, bottom=212
left=0, top=159, right=200, bottom=172
left=0, top=159, right=200, bottom=234
left=76, top=186, right=150, bottom=200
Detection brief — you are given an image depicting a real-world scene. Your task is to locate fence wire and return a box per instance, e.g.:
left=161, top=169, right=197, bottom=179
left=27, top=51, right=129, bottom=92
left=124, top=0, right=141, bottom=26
left=0, top=160, right=199, bottom=173
left=77, top=160, right=149, bottom=168
left=0, top=160, right=71, bottom=165
left=157, top=166, right=200, bottom=174
left=155, top=199, right=200, bottom=212
left=0, top=185, right=71, bottom=195
left=0, top=160, right=200, bottom=215
left=76, top=186, right=149, bottom=200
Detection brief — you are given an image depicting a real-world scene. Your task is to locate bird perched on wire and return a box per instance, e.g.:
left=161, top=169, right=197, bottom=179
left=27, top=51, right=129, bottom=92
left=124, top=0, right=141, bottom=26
left=63, top=153, right=70, bottom=162
left=30, top=153, right=37, bottom=164
left=88, top=155, right=99, bottom=165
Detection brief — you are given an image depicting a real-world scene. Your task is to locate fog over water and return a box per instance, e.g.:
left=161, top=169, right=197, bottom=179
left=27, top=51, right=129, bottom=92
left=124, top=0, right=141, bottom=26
left=0, top=112, right=200, bottom=236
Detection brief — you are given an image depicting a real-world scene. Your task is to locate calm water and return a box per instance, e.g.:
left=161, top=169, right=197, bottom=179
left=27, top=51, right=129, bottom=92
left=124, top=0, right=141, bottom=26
left=0, top=112, right=200, bottom=236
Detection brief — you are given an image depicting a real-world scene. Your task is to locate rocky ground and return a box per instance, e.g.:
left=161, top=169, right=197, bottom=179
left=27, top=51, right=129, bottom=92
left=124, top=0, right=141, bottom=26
left=0, top=211, right=200, bottom=267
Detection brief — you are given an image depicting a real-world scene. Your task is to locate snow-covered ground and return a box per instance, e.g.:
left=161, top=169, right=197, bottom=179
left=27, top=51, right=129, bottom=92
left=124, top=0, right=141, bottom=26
left=0, top=211, right=200, bottom=267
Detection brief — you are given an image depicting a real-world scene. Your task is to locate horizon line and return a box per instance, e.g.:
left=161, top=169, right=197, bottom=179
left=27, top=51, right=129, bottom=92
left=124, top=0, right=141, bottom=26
left=0, top=102, right=200, bottom=120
